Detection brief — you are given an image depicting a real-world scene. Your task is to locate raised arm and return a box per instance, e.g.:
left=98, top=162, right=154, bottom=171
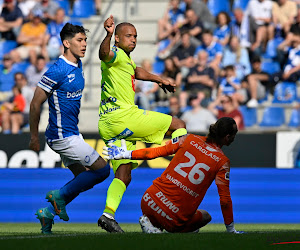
left=99, top=15, right=116, bottom=62
left=29, top=87, right=48, bottom=152
left=135, top=66, right=176, bottom=93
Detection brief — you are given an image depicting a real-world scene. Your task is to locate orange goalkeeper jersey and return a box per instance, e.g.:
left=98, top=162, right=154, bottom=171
left=132, top=134, right=233, bottom=225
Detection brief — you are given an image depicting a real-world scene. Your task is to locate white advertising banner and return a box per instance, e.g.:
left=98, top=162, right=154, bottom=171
left=276, top=131, right=300, bottom=168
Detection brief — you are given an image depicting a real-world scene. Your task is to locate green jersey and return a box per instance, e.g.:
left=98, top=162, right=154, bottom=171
left=99, top=45, right=136, bottom=118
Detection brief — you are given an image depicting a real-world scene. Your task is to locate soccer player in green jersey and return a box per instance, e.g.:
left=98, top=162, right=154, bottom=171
left=97, top=15, right=187, bottom=233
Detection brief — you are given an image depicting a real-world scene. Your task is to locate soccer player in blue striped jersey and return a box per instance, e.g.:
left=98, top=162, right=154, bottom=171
left=29, top=23, right=110, bottom=234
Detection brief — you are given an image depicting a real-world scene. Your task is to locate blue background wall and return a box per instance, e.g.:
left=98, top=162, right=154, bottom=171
left=0, top=168, right=299, bottom=223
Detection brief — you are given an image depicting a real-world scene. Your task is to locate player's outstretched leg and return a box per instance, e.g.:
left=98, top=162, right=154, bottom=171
left=46, top=190, right=69, bottom=221
left=46, top=162, right=110, bottom=222
left=98, top=213, right=124, bottom=233
left=35, top=207, right=54, bottom=234
left=139, top=215, right=162, bottom=234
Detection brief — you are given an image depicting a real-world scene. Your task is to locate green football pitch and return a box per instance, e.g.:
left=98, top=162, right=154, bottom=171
left=1, top=223, right=300, bottom=250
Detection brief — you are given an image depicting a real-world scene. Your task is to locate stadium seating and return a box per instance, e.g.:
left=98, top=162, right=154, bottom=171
left=288, top=108, right=300, bottom=128
left=232, top=0, right=250, bottom=11
left=0, top=41, right=17, bottom=60
left=261, top=61, right=281, bottom=75
left=207, top=0, right=231, bottom=16
left=152, top=57, right=165, bottom=75
left=272, top=82, right=297, bottom=104
left=153, top=106, right=170, bottom=114
left=14, top=62, right=30, bottom=73
left=262, top=37, right=284, bottom=59
left=239, top=105, right=257, bottom=127
left=259, top=106, right=285, bottom=127
left=69, top=18, right=83, bottom=26
left=54, top=0, right=70, bottom=16
left=71, top=0, right=96, bottom=18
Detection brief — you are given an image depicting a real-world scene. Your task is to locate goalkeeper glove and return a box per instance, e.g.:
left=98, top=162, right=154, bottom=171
left=225, top=222, right=245, bottom=234
left=103, top=139, right=132, bottom=160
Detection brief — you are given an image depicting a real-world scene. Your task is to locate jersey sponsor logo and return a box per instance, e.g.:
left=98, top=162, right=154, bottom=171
left=100, top=96, right=117, bottom=106
left=68, top=74, right=75, bottom=83
left=205, top=146, right=217, bottom=152
left=99, top=106, right=120, bottom=117
left=190, top=141, right=220, bottom=162
left=166, top=174, right=199, bottom=197
left=67, top=89, right=82, bottom=98
left=143, top=193, right=173, bottom=221
left=225, top=172, right=230, bottom=180
left=101, top=82, right=107, bottom=92
left=155, top=191, right=179, bottom=213
left=116, top=128, right=133, bottom=139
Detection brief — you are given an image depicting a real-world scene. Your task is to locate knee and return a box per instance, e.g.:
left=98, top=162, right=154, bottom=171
left=202, top=210, right=212, bottom=225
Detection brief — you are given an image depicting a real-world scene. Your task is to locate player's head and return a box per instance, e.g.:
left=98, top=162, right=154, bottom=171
left=207, top=117, right=238, bottom=147
left=115, top=22, right=137, bottom=54
left=60, top=23, right=89, bottom=59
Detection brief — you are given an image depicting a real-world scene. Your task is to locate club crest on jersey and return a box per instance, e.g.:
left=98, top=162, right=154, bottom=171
left=84, top=155, right=91, bottom=163
left=225, top=172, right=230, bottom=180
left=68, top=74, right=75, bottom=83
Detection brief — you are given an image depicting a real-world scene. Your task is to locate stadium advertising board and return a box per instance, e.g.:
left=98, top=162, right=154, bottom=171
left=0, top=133, right=277, bottom=168
left=276, top=131, right=300, bottom=168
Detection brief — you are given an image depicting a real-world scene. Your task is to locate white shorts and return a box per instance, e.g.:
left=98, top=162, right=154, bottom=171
left=47, top=134, right=99, bottom=167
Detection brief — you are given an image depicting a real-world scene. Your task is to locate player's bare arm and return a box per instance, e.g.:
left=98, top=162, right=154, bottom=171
left=29, top=87, right=48, bottom=152
left=135, top=66, right=176, bottom=93
left=99, top=15, right=115, bottom=62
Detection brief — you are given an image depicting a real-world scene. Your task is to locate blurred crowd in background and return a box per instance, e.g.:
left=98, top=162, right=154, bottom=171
left=135, top=0, right=300, bottom=133
left=1, top=0, right=300, bottom=134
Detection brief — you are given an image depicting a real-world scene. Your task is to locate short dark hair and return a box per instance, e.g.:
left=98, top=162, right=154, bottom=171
left=37, top=55, right=45, bottom=61
left=60, top=23, right=89, bottom=45
left=207, top=117, right=237, bottom=140
left=251, top=56, right=261, bottom=64
left=216, top=11, right=231, bottom=25
left=202, top=29, right=213, bottom=35
left=224, top=65, right=235, bottom=71
left=115, top=22, right=135, bottom=36
left=14, top=72, right=26, bottom=80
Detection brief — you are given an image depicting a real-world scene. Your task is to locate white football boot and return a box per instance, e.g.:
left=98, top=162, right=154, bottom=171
left=139, top=215, right=163, bottom=234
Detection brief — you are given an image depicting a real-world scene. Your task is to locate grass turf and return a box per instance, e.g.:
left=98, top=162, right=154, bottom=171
left=1, top=223, right=300, bottom=250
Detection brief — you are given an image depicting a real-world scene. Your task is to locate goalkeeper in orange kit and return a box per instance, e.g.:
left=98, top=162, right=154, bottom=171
left=103, top=117, right=245, bottom=233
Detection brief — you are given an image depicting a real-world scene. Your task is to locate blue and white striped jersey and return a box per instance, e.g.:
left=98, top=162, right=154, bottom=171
left=38, top=55, right=84, bottom=140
